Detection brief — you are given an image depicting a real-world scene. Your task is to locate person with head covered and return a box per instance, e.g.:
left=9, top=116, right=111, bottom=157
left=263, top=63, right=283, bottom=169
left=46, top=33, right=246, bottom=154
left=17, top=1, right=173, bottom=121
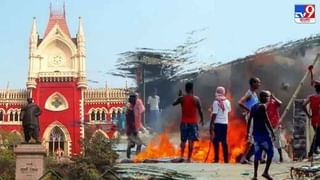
left=210, top=86, right=231, bottom=163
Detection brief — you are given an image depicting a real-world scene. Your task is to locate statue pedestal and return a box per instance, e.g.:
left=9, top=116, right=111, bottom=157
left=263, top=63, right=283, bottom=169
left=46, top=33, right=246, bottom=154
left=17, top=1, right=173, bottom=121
left=14, top=144, right=46, bottom=180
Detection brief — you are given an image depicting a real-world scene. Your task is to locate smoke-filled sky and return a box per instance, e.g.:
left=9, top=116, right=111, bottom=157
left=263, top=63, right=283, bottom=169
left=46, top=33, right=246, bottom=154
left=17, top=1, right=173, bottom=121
left=0, top=0, right=319, bottom=88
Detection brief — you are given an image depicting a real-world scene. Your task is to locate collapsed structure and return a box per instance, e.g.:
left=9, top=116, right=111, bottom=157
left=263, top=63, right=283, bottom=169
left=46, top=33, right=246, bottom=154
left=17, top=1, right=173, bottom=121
left=137, top=35, right=320, bottom=162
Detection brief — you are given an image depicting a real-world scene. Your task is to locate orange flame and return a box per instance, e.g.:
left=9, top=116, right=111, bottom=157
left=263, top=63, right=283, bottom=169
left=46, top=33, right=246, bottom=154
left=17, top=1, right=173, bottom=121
left=135, top=91, right=247, bottom=163
left=135, top=117, right=247, bottom=163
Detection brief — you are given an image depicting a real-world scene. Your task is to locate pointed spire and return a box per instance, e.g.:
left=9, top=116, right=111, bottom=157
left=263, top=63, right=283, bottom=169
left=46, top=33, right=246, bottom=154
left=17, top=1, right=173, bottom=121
left=44, top=0, right=71, bottom=38
left=77, top=16, right=85, bottom=38
left=49, top=0, right=64, bottom=17
left=31, top=17, right=37, bottom=36
left=30, top=17, right=38, bottom=47
left=106, top=80, right=109, bottom=100
left=105, top=80, right=108, bottom=88
left=50, top=1, right=52, bottom=17
left=63, top=0, right=66, bottom=17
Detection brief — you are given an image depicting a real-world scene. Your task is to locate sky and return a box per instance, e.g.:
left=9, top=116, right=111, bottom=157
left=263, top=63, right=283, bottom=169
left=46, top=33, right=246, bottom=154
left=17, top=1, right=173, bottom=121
left=1, top=0, right=320, bottom=88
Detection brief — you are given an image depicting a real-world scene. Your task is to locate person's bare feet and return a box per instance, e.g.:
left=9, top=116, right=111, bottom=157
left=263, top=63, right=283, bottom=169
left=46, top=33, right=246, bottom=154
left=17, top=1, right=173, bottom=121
left=262, top=173, right=273, bottom=180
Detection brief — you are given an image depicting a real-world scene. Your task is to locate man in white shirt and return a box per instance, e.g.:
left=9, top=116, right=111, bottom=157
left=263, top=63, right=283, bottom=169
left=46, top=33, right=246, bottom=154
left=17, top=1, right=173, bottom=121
left=147, top=89, right=161, bottom=132
left=210, top=86, right=231, bottom=163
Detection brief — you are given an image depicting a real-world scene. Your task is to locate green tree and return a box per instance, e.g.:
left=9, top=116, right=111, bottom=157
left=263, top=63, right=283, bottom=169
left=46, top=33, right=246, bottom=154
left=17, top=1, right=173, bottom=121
left=81, top=132, right=119, bottom=168
left=47, top=132, right=119, bottom=179
left=0, top=131, right=22, bottom=180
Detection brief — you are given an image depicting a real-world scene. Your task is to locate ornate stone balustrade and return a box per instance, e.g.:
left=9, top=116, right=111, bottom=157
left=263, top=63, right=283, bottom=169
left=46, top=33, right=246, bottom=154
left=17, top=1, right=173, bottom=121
left=84, top=88, right=128, bottom=104
left=38, top=71, right=79, bottom=82
left=0, top=89, right=28, bottom=105
left=39, top=71, right=77, bottom=77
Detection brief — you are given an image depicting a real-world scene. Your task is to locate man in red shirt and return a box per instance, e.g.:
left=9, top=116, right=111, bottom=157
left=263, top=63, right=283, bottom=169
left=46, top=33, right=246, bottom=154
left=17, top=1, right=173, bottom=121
left=303, top=81, right=320, bottom=158
left=173, top=82, right=204, bottom=162
left=266, top=91, right=283, bottom=162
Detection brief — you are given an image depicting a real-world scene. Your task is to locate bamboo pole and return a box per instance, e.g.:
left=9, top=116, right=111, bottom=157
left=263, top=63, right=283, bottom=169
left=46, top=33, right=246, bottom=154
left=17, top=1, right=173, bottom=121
left=280, top=54, right=320, bottom=124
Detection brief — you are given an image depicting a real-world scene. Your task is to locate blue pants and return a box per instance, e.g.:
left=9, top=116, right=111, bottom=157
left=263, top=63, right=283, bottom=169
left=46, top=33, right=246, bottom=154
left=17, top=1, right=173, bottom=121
left=180, top=123, right=199, bottom=142
left=253, top=135, right=274, bottom=161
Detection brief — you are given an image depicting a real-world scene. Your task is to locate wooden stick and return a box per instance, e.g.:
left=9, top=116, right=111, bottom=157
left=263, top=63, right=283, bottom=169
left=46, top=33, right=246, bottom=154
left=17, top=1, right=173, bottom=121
left=309, top=65, right=314, bottom=86
left=279, top=54, right=320, bottom=124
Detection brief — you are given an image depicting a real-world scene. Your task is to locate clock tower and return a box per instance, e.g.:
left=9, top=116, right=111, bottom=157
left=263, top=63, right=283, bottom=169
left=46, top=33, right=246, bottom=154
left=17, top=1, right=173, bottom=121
left=27, top=3, right=87, bottom=155
left=0, top=2, right=127, bottom=157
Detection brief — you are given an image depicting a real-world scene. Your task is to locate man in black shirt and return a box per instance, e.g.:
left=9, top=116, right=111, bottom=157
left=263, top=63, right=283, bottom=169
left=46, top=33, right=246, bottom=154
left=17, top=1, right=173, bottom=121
left=247, top=91, right=275, bottom=180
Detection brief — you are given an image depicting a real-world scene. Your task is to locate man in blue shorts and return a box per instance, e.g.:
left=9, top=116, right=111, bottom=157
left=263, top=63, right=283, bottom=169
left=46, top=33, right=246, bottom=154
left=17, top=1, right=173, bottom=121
left=173, top=82, right=204, bottom=162
left=247, top=91, right=275, bottom=180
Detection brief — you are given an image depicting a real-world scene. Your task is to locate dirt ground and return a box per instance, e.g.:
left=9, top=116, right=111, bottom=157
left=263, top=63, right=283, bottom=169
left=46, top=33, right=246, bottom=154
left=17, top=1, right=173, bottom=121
left=118, top=161, right=309, bottom=180
left=116, top=133, right=312, bottom=179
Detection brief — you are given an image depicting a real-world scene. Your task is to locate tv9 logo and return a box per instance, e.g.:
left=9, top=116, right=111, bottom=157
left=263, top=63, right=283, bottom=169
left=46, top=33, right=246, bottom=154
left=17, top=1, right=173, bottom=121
left=295, top=4, right=315, bottom=23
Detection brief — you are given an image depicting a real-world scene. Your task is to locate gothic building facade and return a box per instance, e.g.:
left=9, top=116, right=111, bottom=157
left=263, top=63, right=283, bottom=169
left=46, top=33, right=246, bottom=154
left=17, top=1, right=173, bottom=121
left=0, top=5, right=127, bottom=156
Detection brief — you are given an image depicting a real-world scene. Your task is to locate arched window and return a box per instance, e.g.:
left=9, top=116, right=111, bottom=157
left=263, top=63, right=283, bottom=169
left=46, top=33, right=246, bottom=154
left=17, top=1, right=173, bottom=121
left=49, top=127, right=65, bottom=156
left=101, top=111, right=106, bottom=120
left=0, top=111, right=3, bottom=121
left=14, top=112, right=19, bottom=122
left=96, top=111, right=101, bottom=121
left=9, top=111, right=14, bottom=121
left=90, top=111, right=95, bottom=121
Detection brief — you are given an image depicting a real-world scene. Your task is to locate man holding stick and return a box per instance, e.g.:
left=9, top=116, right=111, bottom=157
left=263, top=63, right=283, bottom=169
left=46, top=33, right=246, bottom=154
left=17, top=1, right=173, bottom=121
left=173, top=82, right=204, bottom=162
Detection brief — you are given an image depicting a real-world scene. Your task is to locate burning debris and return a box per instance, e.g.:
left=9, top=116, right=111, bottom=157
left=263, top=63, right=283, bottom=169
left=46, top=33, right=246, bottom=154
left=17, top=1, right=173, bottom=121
left=133, top=116, right=246, bottom=163
left=290, top=164, right=320, bottom=179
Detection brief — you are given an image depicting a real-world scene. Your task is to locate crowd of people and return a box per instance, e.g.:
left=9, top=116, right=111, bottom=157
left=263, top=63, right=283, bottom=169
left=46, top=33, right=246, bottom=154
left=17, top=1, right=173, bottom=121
left=124, top=77, right=320, bottom=180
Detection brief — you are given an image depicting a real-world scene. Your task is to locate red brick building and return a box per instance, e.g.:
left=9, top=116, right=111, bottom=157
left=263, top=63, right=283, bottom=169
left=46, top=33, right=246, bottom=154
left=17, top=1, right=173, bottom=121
left=0, top=5, right=127, bottom=156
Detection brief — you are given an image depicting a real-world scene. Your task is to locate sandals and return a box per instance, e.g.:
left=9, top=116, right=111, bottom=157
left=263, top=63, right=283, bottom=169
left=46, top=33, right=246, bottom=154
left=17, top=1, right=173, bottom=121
left=262, top=173, right=273, bottom=180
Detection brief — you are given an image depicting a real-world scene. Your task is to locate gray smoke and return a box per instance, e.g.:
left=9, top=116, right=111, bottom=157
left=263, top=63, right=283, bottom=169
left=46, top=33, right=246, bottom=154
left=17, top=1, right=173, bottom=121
left=145, top=43, right=320, bottom=135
